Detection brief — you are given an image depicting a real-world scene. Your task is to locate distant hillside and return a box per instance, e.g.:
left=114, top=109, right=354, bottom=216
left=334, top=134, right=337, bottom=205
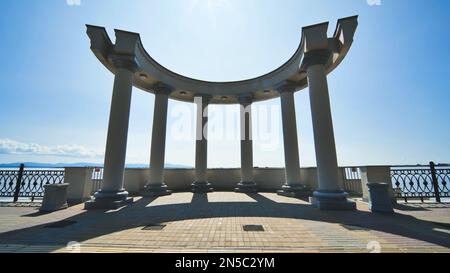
left=0, top=162, right=193, bottom=169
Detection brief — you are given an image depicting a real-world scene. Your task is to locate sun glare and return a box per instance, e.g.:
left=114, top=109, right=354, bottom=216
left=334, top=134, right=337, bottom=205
left=207, top=0, right=230, bottom=9
left=188, top=0, right=232, bottom=27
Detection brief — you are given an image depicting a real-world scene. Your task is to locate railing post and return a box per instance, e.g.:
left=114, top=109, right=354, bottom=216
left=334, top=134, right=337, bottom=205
left=430, top=161, right=441, bottom=203
left=13, top=164, right=25, bottom=203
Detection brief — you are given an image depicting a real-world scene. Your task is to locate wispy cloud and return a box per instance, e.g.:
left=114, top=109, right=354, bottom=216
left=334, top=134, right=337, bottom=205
left=0, top=139, right=102, bottom=158
left=367, top=0, right=382, bottom=6
left=66, top=0, right=81, bottom=6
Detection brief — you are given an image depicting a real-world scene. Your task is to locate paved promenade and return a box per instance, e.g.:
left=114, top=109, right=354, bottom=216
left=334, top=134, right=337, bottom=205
left=0, top=192, right=449, bottom=253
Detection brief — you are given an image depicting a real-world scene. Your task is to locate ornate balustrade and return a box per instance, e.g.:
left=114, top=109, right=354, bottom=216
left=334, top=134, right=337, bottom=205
left=0, top=165, right=65, bottom=202
left=391, top=162, right=449, bottom=202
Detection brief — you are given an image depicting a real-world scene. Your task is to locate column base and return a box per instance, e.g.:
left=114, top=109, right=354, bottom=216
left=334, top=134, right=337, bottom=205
left=309, top=191, right=356, bottom=211
left=140, top=184, right=172, bottom=197
left=84, top=190, right=134, bottom=210
left=235, top=181, right=258, bottom=193
left=277, top=184, right=310, bottom=198
left=191, top=181, right=214, bottom=193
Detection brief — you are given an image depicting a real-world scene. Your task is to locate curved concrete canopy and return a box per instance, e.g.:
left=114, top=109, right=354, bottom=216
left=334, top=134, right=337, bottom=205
left=87, top=16, right=358, bottom=104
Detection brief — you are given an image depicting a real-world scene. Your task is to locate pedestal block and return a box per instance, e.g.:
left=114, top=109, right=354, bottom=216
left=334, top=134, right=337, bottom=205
left=367, top=183, right=394, bottom=213
left=40, top=183, right=70, bottom=212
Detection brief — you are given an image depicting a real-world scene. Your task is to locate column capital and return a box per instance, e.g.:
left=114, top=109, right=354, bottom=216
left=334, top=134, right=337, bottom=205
left=275, top=81, right=298, bottom=94
left=194, top=94, right=213, bottom=105
left=301, top=49, right=332, bottom=70
left=152, top=82, right=175, bottom=95
left=238, top=94, right=253, bottom=106
left=109, top=54, right=140, bottom=73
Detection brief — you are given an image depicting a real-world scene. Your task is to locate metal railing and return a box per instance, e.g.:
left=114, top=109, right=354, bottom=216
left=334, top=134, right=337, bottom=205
left=2, top=163, right=447, bottom=203
left=0, top=164, right=65, bottom=202
left=342, top=167, right=363, bottom=196
left=391, top=162, right=449, bottom=203
left=91, top=167, right=104, bottom=194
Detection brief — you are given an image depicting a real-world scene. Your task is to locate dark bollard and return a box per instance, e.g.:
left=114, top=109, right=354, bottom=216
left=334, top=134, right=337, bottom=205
left=40, top=183, right=69, bottom=212
left=367, top=183, right=394, bottom=213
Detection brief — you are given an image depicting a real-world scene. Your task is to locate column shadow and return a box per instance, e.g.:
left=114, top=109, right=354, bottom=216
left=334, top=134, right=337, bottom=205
left=1, top=193, right=449, bottom=252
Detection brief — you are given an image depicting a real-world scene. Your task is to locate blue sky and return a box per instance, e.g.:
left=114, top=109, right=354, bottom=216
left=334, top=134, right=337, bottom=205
left=0, top=0, right=449, bottom=167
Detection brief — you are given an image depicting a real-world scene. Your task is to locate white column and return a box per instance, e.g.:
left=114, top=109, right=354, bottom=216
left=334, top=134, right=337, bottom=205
left=277, top=88, right=305, bottom=197
left=281, top=91, right=302, bottom=184
left=236, top=97, right=257, bottom=193
left=86, top=67, right=134, bottom=209
left=192, top=96, right=213, bottom=192
left=307, top=64, right=341, bottom=192
left=306, top=56, right=355, bottom=210
left=142, top=86, right=172, bottom=196
left=240, top=102, right=253, bottom=182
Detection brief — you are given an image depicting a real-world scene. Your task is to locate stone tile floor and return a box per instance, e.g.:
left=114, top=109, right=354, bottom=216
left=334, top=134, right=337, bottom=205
left=0, top=192, right=449, bottom=253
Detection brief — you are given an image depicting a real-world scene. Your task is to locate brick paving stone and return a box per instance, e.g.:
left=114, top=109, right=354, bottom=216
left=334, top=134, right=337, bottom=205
left=0, top=192, right=449, bottom=253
